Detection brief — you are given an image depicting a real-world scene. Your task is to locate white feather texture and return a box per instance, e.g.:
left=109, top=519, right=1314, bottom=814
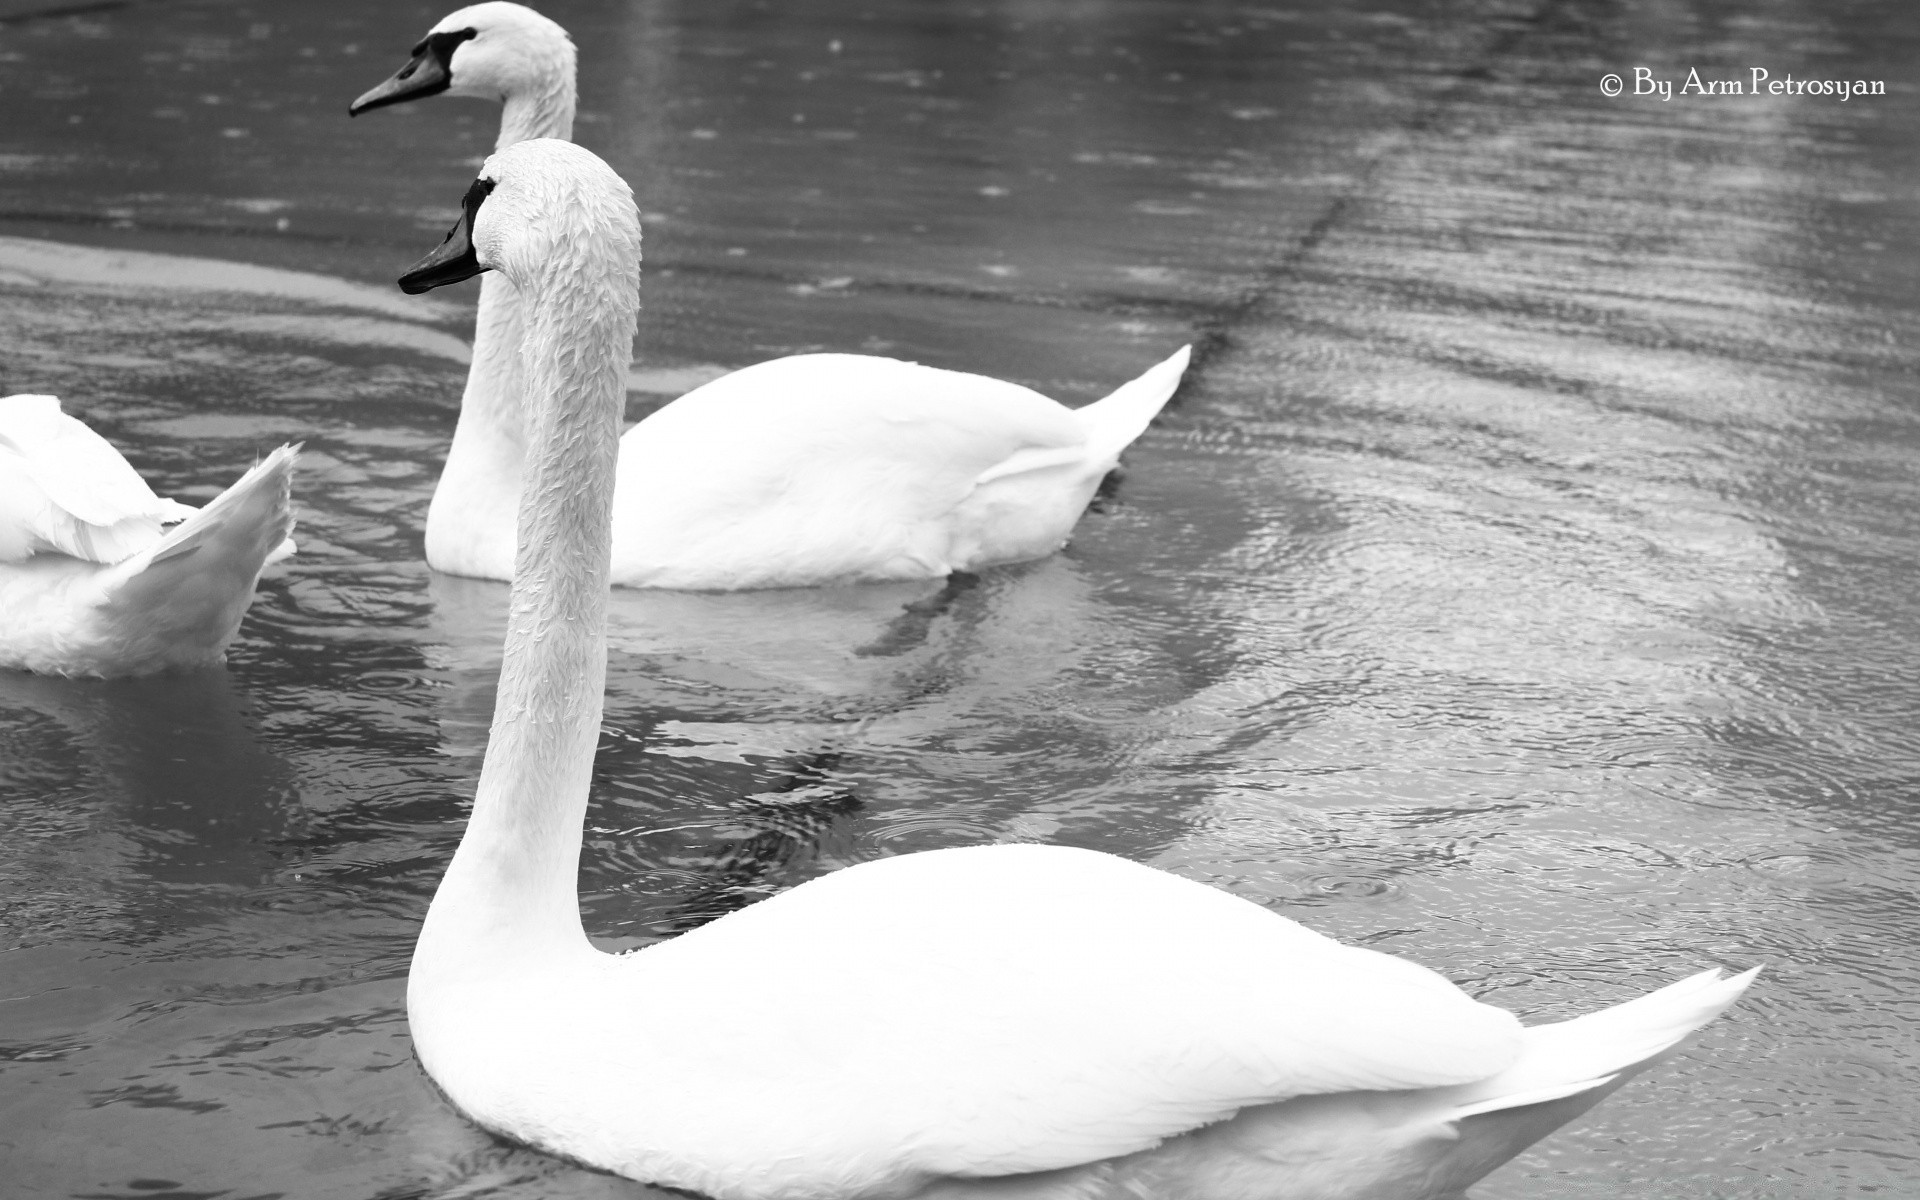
left=409, top=140, right=1758, bottom=1200
left=606, top=348, right=1189, bottom=590
left=360, top=3, right=1186, bottom=590
left=0, top=394, right=197, bottom=564
left=0, top=394, right=297, bottom=677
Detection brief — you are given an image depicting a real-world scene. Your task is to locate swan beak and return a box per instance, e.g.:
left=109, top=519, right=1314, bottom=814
left=349, top=43, right=449, bottom=116
left=400, top=194, right=487, bottom=294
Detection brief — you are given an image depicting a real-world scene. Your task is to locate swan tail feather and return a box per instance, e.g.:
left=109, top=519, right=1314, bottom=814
left=1448, top=965, right=1760, bottom=1120
left=92, top=445, right=299, bottom=671
left=1445, top=1073, right=1619, bottom=1120
left=1402, top=967, right=1759, bottom=1194
left=1072, top=345, right=1190, bottom=469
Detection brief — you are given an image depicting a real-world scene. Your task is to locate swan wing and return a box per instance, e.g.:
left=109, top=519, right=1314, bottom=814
left=616, top=845, right=1523, bottom=1190
left=0, top=394, right=188, bottom=564
left=613, top=355, right=1090, bottom=587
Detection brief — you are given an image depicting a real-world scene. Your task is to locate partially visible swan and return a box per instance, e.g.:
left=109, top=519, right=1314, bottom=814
left=353, top=2, right=1187, bottom=590
left=0, top=394, right=296, bottom=677
left=400, top=138, right=1756, bottom=1200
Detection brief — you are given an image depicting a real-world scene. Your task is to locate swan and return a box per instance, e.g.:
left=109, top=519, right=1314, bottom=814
left=352, top=2, right=1187, bottom=590
left=399, top=137, right=1756, bottom=1200
left=0, top=394, right=296, bottom=677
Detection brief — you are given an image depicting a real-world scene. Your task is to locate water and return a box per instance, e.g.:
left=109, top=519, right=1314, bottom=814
left=3, top=0, right=1918, bottom=1195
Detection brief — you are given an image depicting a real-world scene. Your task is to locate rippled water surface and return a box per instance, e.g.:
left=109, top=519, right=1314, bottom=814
left=4, top=0, right=1919, bottom=1196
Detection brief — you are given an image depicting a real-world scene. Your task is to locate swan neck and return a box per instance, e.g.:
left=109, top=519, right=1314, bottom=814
left=426, top=273, right=528, bottom=569
left=421, top=211, right=635, bottom=964
left=462, top=274, right=530, bottom=436
left=496, top=76, right=575, bottom=149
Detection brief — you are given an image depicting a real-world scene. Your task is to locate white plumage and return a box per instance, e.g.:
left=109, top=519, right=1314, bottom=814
left=606, top=349, right=1187, bottom=590
left=354, top=2, right=1186, bottom=590
left=404, top=140, right=1757, bottom=1200
left=0, top=394, right=199, bottom=564
left=0, top=394, right=296, bottom=676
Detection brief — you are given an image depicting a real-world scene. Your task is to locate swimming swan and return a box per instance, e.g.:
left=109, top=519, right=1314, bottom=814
left=400, top=139, right=1756, bottom=1200
left=0, top=395, right=296, bottom=677
left=353, top=2, right=1187, bottom=590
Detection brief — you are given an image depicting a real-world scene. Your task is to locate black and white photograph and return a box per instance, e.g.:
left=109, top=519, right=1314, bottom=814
left=0, top=0, right=1911, bottom=1196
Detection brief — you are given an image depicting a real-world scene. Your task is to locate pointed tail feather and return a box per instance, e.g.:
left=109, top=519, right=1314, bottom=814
left=1072, top=345, right=1190, bottom=469
left=1449, top=965, right=1761, bottom=1119
left=94, top=445, right=299, bottom=671
left=1396, top=967, right=1759, bottom=1197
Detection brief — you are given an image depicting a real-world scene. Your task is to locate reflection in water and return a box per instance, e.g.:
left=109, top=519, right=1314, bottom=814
left=3, top=0, right=1920, bottom=1196
left=0, top=670, right=302, bottom=932
left=0, top=234, right=460, bottom=321
left=642, top=757, right=865, bottom=934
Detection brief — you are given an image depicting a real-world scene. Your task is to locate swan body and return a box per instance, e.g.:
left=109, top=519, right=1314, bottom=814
left=353, top=3, right=1187, bottom=590
left=0, top=394, right=296, bottom=677
left=425, top=837, right=1757, bottom=1200
left=602, top=348, right=1186, bottom=590
left=402, top=139, right=1757, bottom=1200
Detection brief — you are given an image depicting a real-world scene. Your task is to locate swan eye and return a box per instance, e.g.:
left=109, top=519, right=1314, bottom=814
left=422, top=28, right=478, bottom=79
left=463, top=177, right=498, bottom=221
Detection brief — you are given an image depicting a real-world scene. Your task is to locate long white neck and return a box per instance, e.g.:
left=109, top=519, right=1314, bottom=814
left=423, top=74, right=579, bottom=572
left=413, top=213, right=635, bottom=979
left=496, top=72, right=574, bottom=150
left=424, top=271, right=528, bottom=572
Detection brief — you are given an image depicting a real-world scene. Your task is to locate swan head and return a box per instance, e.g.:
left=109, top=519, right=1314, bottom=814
left=349, top=2, right=574, bottom=116
left=399, top=139, right=639, bottom=299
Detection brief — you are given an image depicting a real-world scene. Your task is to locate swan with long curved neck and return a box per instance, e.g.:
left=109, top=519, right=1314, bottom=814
left=354, top=2, right=1188, bottom=591
left=0, top=395, right=296, bottom=677
left=402, top=139, right=1756, bottom=1200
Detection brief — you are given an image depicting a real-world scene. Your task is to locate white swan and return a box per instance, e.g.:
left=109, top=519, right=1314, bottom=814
left=400, top=138, right=1756, bottom=1200
left=352, top=2, right=1187, bottom=590
left=0, top=394, right=296, bottom=677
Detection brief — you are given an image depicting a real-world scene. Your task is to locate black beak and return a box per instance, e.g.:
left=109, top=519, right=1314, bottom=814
left=349, top=29, right=474, bottom=117
left=399, top=178, right=495, bottom=294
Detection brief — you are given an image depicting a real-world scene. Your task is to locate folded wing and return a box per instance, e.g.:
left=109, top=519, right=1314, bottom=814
left=0, top=394, right=197, bottom=564
left=621, top=845, right=1526, bottom=1188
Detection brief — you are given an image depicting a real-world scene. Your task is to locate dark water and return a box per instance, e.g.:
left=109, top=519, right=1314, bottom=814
left=3, top=0, right=1919, bottom=1195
